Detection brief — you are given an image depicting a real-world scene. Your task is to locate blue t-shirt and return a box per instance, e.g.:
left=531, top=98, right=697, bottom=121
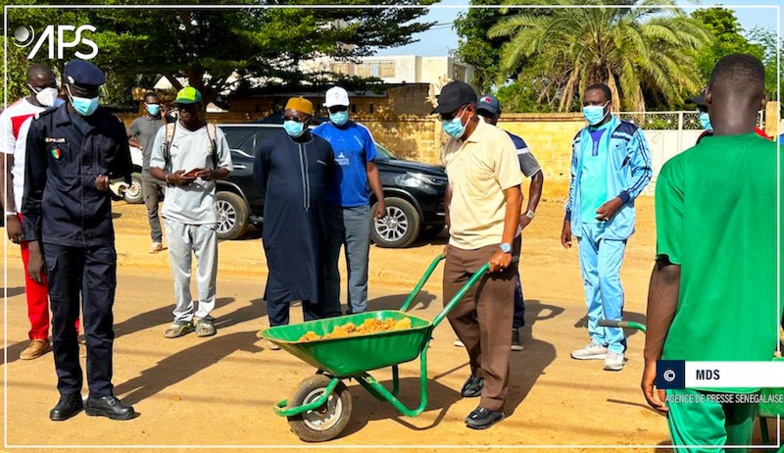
left=579, top=123, right=612, bottom=222
left=312, top=121, right=377, bottom=207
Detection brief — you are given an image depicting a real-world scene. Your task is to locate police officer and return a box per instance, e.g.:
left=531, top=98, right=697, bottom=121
left=22, top=60, right=136, bottom=421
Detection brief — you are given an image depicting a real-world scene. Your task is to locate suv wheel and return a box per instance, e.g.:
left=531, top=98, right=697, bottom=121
left=216, top=192, right=249, bottom=240
left=371, top=197, right=420, bottom=248
left=123, top=172, right=144, bottom=204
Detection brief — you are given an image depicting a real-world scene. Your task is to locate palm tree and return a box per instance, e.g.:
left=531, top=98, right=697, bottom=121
left=488, top=0, right=712, bottom=112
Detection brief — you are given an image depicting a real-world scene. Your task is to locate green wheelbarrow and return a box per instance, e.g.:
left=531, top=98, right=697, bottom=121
left=262, top=254, right=487, bottom=442
left=600, top=320, right=784, bottom=453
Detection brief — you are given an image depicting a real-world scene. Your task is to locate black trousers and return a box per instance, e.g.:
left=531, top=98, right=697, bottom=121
left=266, top=297, right=322, bottom=327
left=43, top=243, right=116, bottom=398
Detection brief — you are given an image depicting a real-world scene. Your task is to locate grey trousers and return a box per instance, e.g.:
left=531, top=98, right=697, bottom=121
left=164, top=219, right=218, bottom=322
left=142, top=171, right=166, bottom=243
left=324, top=205, right=371, bottom=315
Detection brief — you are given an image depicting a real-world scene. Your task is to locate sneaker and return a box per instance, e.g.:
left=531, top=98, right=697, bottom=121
left=265, top=340, right=281, bottom=351
left=195, top=318, right=216, bottom=337
left=460, top=375, right=484, bottom=398
left=603, top=351, right=625, bottom=371
left=164, top=321, right=194, bottom=338
left=20, top=339, right=51, bottom=360
left=149, top=242, right=163, bottom=254
left=511, top=329, right=524, bottom=351
left=465, top=406, right=505, bottom=430
left=454, top=338, right=464, bottom=347
left=570, top=340, right=608, bottom=360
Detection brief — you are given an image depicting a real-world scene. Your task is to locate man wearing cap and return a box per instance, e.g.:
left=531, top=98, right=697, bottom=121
left=437, top=81, right=523, bottom=429
left=474, top=94, right=544, bottom=352
left=687, top=88, right=771, bottom=144
left=313, top=87, right=385, bottom=316
left=254, top=97, right=335, bottom=341
left=22, top=59, right=135, bottom=420
left=150, top=87, right=233, bottom=339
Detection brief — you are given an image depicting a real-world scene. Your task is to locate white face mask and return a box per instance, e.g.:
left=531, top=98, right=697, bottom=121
left=29, top=85, right=59, bottom=107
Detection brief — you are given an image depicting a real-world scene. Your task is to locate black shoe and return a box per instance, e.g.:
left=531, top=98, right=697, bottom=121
left=460, top=375, right=484, bottom=398
left=50, top=393, right=84, bottom=421
left=511, top=329, right=524, bottom=351
left=465, top=406, right=505, bottom=430
left=84, top=396, right=136, bottom=420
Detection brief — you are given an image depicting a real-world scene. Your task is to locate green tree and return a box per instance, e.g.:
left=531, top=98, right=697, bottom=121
left=453, top=2, right=509, bottom=92
left=488, top=0, right=711, bottom=112
left=3, top=0, right=436, bottom=108
left=746, top=26, right=782, bottom=102
left=691, top=7, right=765, bottom=87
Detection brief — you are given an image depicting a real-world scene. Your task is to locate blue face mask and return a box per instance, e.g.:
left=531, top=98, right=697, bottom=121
left=146, top=103, right=161, bottom=116
left=329, top=111, right=349, bottom=126
left=582, top=102, right=609, bottom=126
left=699, top=111, right=712, bottom=131
left=442, top=109, right=467, bottom=139
left=66, top=85, right=99, bottom=116
left=284, top=120, right=305, bottom=138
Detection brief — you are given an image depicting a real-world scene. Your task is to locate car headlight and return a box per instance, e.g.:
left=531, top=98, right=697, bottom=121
left=401, top=172, right=447, bottom=187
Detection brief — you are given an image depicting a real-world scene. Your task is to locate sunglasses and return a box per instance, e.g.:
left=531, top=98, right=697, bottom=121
left=327, top=106, right=348, bottom=114
left=176, top=104, right=198, bottom=112
left=283, top=115, right=310, bottom=123
left=439, top=105, right=468, bottom=122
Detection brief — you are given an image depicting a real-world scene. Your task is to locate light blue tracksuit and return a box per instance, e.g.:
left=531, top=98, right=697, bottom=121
left=565, top=116, right=652, bottom=353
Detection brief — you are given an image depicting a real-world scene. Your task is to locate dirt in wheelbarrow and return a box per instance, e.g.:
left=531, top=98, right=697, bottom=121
left=4, top=199, right=781, bottom=452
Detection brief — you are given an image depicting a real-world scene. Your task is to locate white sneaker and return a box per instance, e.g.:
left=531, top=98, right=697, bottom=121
left=603, top=351, right=625, bottom=371
left=149, top=242, right=163, bottom=254
left=570, top=341, right=608, bottom=360
left=454, top=338, right=464, bottom=347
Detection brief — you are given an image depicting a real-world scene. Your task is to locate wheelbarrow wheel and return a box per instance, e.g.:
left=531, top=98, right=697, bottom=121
left=287, top=374, right=352, bottom=442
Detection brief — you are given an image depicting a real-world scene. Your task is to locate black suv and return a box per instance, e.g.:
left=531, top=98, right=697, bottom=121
left=217, top=124, right=447, bottom=248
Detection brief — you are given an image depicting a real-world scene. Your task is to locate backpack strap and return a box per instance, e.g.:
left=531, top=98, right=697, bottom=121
left=163, top=122, right=177, bottom=171
left=207, top=123, right=218, bottom=169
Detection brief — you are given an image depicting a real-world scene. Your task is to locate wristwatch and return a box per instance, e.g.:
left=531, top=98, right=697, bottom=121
left=499, top=242, right=512, bottom=254
left=525, top=210, right=536, bottom=219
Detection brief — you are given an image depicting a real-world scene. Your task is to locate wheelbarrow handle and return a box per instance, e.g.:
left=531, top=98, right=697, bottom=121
left=399, top=254, right=446, bottom=312
left=598, top=319, right=647, bottom=333
left=432, top=263, right=490, bottom=328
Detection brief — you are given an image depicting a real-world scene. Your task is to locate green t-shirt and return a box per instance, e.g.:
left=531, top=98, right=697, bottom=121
left=656, top=133, right=779, bottom=392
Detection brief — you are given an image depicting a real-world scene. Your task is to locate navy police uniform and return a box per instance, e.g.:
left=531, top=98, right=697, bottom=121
left=21, top=60, right=131, bottom=401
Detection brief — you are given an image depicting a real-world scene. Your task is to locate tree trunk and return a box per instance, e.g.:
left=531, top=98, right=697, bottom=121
left=606, top=68, right=621, bottom=113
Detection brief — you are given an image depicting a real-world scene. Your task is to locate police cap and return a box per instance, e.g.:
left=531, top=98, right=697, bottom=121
left=64, top=59, right=105, bottom=89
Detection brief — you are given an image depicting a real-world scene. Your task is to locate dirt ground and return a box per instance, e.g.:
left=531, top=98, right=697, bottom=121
left=1, top=197, right=781, bottom=452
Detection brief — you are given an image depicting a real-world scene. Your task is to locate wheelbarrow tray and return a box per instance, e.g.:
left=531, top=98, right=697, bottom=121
left=262, top=310, right=432, bottom=378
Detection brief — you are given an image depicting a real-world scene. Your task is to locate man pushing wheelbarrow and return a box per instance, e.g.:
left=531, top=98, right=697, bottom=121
left=264, top=81, right=524, bottom=440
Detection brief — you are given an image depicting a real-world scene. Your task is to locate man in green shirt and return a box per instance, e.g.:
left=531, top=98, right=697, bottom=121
left=642, top=54, right=779, bottom=451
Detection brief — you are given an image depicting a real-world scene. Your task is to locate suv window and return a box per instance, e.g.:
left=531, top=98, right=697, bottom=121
left=220, top=126, right=279, bottom=156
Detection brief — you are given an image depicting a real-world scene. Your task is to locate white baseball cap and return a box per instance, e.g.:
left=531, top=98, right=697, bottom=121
left=325, top=86, right=350, bottom=107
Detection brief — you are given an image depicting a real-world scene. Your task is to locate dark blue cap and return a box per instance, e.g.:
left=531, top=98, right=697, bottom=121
left=64, top=60, right=105, bottom=87
left=477, top=94, right=501, bottom=114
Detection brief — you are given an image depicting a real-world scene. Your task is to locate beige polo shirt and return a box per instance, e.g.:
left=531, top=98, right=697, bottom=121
left=442, top=119, right=523, bottom=250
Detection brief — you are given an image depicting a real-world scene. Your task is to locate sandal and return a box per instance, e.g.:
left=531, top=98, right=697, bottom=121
left=195, top=319, right=216, bottom=337
left=164, top=321, right=194, bottom=338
